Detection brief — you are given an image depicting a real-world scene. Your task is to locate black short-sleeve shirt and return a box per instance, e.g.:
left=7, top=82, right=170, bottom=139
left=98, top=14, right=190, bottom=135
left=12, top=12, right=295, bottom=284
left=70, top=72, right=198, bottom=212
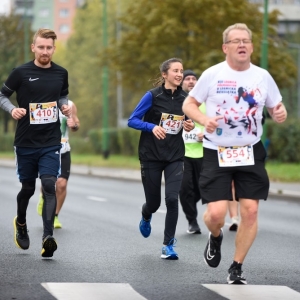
left=1, top=60, right=69, bottom=147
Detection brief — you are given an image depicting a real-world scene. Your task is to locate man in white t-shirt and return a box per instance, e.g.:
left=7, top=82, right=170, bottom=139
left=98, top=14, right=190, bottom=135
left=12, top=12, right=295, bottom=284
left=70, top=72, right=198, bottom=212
left=182, top=23, right=287, bottom=285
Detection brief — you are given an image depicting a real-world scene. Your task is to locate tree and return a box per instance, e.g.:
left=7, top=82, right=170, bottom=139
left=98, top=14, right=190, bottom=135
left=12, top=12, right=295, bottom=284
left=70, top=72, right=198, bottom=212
left=0, top=13, right=34, bottom=133
left=54, top=0, right=120, bottom=135
left=107, top=0, right=297, bottom=111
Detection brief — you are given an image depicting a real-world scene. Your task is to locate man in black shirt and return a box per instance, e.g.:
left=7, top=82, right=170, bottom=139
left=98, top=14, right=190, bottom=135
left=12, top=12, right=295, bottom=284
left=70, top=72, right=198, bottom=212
left=0, top=28, right=71, bottom=258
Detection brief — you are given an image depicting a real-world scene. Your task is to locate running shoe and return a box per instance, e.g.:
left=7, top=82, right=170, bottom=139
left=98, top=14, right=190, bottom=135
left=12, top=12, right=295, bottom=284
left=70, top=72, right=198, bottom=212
left=41, top=235, right=57, bottom=258
left=227, top=264, right=247, bottom=284
left=37, top=193, right=44, bottom=216
left=54, top=216, right=62, bottom=229
left=187, top=220, right=201, bottom=234
left=161, top=238, right=178, bottom=260
left=229, top=216, right=239, bottom=231
left=139, top=215, right=152, bottom=238
left=203, top=229, right=223, bottom=268
left=13, top=216, right=30, bottom=250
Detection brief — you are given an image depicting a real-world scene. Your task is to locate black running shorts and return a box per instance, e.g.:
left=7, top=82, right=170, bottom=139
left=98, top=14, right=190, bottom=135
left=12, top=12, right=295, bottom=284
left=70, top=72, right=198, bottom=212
left=199, top=141, right=269, bottom=204
left=59, top=151, right=71, bottom=180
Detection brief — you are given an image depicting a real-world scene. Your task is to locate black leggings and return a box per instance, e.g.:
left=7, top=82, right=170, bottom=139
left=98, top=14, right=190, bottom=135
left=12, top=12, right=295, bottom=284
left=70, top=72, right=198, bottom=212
left=179, top=156, right=203, bottom=223
left=140, top=160, right=184, bottom=245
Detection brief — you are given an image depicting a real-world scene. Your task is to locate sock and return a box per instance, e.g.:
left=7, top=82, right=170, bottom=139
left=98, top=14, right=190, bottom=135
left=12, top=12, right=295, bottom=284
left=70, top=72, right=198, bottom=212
left=231, top=260, right=242, bottom=269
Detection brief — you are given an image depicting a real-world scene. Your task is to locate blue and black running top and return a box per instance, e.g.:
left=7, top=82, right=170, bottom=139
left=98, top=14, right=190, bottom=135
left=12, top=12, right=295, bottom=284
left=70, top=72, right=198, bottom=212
left=128, top=84, right=188, bottom=162
left=1, top=60, right=68, bottom=148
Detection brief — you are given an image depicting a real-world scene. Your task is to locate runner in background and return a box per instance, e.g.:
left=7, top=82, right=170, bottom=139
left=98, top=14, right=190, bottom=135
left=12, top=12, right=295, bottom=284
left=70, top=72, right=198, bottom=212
left=37, top=100, right=80, bottom=228
left=128, top=58, right=194, bottom=260
left=179, top=70, right=204, bottom=234
left=228, top=181, right=239, bottom=231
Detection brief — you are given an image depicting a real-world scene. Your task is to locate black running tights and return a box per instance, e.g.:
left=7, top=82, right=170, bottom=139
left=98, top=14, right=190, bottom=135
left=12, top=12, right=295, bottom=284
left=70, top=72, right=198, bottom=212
left=140, top=160, right=184, bottom=245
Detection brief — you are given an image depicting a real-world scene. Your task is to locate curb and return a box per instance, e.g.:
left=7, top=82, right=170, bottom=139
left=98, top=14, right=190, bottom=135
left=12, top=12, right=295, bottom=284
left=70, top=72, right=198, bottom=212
left=0, top=159, right=299, bottom=200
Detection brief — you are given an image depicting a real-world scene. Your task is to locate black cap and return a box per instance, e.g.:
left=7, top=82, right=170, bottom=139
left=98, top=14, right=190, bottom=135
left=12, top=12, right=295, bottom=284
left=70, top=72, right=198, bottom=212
left=183, top=70, right=197, bottom=80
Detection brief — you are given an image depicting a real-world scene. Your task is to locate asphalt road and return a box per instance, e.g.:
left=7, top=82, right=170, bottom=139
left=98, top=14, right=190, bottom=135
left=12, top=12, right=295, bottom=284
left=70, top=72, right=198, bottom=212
left=1, top=166, right=300, bottom=300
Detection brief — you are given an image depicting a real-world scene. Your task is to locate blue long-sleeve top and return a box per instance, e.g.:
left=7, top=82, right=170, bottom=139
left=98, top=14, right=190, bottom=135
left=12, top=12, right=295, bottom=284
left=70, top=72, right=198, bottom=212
left=128, top=91, right=155, bottom=132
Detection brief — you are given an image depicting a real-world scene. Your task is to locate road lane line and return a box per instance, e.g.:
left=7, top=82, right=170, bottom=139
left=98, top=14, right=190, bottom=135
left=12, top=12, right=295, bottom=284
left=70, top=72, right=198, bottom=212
left=87, top=196, right=107, bottom=202
left=203, top=284, right=300, bottom=300
left=42, top=283, right=147, bottom=300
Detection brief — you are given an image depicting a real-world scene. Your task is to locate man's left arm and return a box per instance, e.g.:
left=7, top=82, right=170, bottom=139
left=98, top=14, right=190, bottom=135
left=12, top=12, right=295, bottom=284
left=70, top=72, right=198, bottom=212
left=67, top=102, right=80, bottom=132
left=266, top=102, right=287, bottom=123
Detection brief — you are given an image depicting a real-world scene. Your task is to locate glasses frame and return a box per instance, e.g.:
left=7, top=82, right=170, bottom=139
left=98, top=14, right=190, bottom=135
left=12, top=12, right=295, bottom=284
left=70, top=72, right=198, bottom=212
left=225, top=39, right=252, bottom=45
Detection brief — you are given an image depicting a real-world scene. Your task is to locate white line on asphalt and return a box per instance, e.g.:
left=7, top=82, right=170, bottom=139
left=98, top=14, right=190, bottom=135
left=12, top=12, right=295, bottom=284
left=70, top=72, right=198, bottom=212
left=157, top=209, right=166, bottom=214
left=41, top=283, right=147, bottom=300
left=87, top=196, right=107, bottom=202
left=203, top=284, right=300, bottom=300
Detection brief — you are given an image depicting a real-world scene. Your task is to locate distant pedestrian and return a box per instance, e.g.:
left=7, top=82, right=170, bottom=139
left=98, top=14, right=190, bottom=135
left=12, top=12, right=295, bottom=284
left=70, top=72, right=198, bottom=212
left=128, top=58, right=194, bottom=259
left=179, top=70, right=204, bottom=234
left=183, top=23, right=287, bottom=284
left=37, top=99, right=80, bottom=229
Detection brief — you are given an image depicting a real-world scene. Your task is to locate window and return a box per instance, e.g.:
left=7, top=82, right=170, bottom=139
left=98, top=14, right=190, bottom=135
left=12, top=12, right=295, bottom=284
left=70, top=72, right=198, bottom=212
left=59, top=24, right=70, bottom=33
left=39, top=8, right=49, bottom=17
left=60, top=9, right=69, bottom=18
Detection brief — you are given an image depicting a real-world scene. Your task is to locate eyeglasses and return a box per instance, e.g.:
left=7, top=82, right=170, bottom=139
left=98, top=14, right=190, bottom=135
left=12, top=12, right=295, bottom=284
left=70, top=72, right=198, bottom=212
left=225, top=39, right=252, bottom=44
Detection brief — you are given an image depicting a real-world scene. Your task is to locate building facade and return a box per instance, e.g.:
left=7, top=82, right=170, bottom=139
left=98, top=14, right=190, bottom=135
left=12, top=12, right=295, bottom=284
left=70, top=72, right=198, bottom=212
left=10, top=0, right=85, bottom=42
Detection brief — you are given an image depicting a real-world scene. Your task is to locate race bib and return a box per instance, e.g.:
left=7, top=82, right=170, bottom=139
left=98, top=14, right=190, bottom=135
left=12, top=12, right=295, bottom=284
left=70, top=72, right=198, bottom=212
left=218, top=145, right=254, bottom=167
left=29, top=101, right=58, bottom=124
left=159, top=113, right=184, bottom=135
left=183, top=127, right=201, bottom=143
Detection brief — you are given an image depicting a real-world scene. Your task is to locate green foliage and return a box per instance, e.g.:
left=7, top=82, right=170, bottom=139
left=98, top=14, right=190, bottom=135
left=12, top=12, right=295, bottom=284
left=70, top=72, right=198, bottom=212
left=86, top=127, right=139, bottom=156
left=117, top=128, right=140, bottom=156
left=0, top=133, right=15, bottom=151
left=266, top=118, right=300, bottom=162
left=54, top=0, right=119, bottom=136
left=0, top=13, right=34, bottom=83
left=107, top=0, right=296, bottom=110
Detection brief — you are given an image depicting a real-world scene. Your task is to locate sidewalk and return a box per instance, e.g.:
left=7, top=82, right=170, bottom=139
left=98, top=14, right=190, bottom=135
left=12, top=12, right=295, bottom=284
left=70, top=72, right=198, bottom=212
left=0, top=159, right=299, bottom=200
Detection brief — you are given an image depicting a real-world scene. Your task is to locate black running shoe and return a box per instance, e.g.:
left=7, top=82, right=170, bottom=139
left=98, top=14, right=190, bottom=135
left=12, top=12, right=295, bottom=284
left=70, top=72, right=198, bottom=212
left=187, top=221, right=201, bottom=234
left=41, top=235, right=57, bottom=258
left=13, top=216, right=30, bottom=250
left=203, top=229, right=223, bottom=268
left=227, top=264, right=247, bottom=284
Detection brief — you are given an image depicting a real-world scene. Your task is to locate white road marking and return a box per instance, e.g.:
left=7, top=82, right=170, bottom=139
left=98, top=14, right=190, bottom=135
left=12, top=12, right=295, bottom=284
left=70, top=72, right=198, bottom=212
left=203, top=284, right=300, bottom=300
left=157, top=209, right=166, bottom=214
left=42, top=283, right=147, bottom=300
left=87, top=196, right=107, bottom=202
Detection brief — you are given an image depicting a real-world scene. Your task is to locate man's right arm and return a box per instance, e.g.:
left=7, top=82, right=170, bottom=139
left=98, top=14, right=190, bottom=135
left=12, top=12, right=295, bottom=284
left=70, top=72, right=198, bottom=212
left=0, top=92, right=16, bottom=113
left=182, top=95, right=208, bottom=126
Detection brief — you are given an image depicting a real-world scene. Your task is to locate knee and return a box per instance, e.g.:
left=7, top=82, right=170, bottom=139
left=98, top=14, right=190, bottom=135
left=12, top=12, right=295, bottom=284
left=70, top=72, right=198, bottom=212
left=56, top=178, right=67, bottom=191
left=241, top=203, right=258, bottom=226
left=165, top=197, right=179, bottom=209
left=20, top=181, right=36, bottom=199
left=205, top=204, right=227, bottom=224
left=41, top=175, right=57, bottom=194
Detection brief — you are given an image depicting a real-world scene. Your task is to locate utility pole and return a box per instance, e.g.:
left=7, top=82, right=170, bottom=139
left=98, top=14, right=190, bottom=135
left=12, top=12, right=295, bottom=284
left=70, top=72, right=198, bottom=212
left=260, top=0, right=269, bottom=147
left=102, top=0, right=109, bottom=159
left=116, top=0, right=123, bottom=128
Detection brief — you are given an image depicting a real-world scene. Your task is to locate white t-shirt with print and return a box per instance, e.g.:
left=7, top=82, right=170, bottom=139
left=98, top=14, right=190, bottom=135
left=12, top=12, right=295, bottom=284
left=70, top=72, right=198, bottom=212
left=189, top=61, right=282, bottom=150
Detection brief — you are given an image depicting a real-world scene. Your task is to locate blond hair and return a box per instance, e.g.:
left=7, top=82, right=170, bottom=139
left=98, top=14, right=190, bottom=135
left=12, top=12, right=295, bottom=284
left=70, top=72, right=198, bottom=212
left=223, top=23, right=252, bottom=44
left=32, top=28, right=57, bottom=44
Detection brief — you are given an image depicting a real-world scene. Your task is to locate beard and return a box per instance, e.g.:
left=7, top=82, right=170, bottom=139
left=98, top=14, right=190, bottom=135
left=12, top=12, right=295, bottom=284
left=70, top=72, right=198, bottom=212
left=37, top=55, right=51, bottom=66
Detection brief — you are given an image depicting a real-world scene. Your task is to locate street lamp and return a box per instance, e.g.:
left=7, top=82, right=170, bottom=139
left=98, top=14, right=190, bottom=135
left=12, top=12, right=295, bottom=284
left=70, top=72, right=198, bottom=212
left=288, top=43, right=300, bottom=118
